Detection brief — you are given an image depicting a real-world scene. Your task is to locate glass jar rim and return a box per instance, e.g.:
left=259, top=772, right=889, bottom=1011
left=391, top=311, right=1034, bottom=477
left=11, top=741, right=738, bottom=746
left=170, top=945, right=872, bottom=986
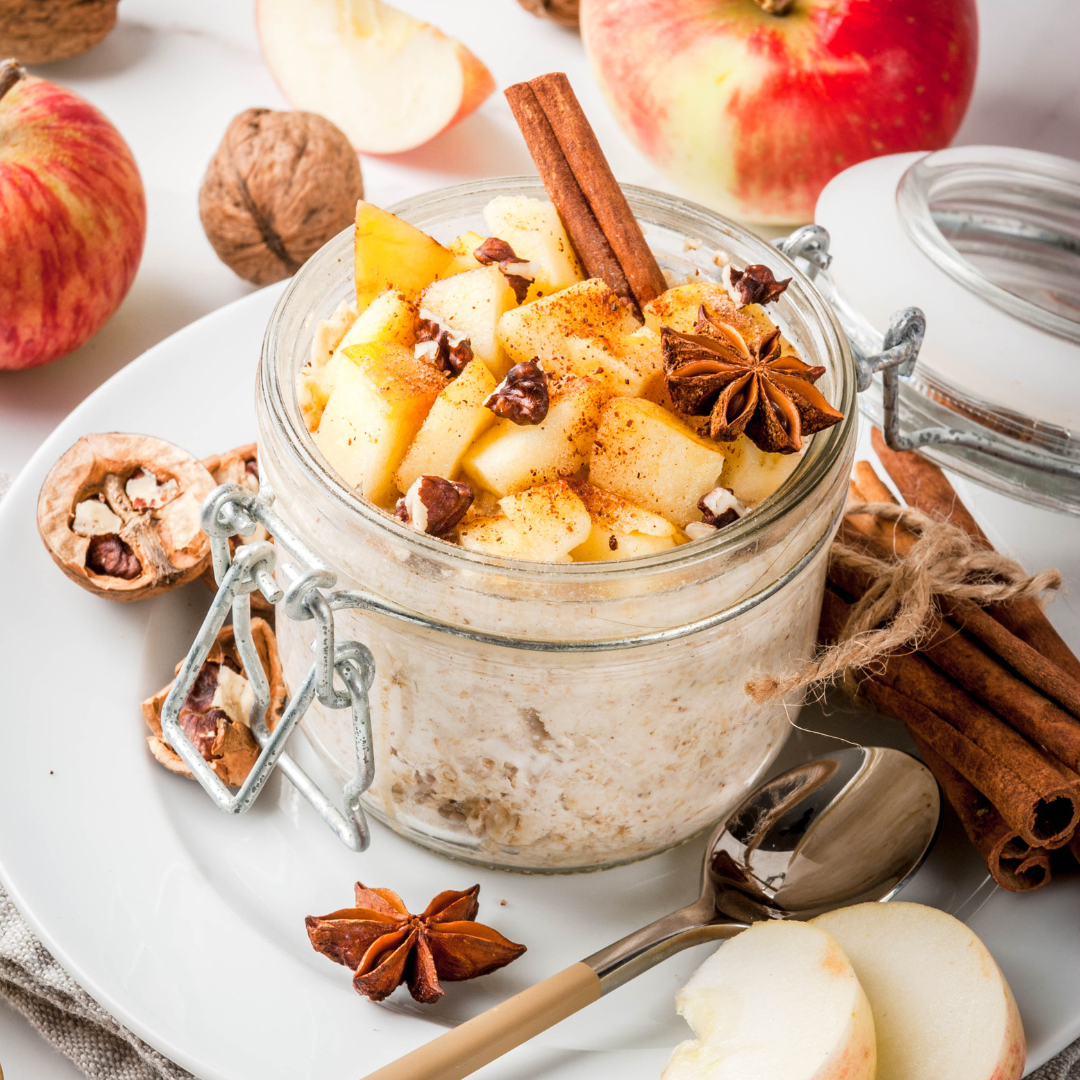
left=897, top=145, right=1080, bottom=347
left=259, top=177, right=857, bottom=582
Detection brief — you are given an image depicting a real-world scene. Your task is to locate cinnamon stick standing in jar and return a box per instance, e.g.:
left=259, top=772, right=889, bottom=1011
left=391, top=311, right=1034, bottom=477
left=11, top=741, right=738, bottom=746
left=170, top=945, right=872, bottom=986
left=506, top=72, right=668, bottom=310
left=870, top=428, right=1080, bottom=681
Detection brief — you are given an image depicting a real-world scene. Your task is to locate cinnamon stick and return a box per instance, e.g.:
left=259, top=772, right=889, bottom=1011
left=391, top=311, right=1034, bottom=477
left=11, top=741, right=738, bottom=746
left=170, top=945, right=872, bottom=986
left=909, top=734, right=1051, bottom=892
left=833, top=520, right=1080, bottom=774
left=504, top=81, right=631, bottom=302
left=506, top=73, right=668, bottom=310
left=870, top=427, right=1080, bottom=682
left=821, top=589, right=1080, bottom=849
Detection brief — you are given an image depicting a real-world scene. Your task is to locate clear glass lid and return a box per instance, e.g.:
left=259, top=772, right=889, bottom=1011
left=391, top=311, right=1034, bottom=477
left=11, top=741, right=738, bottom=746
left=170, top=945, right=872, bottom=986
left=814, top=145, right=1080, bottom=514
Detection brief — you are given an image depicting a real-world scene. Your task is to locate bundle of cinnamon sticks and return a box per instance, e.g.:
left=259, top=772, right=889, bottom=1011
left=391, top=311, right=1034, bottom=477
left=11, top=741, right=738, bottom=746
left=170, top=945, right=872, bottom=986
left=831, top=430, right=1080, bottom=891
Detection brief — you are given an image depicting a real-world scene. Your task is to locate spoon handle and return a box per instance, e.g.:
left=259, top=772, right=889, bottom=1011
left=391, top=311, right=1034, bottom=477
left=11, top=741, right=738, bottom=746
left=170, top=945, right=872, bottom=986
left=361, top=962, right=601, bottom=1080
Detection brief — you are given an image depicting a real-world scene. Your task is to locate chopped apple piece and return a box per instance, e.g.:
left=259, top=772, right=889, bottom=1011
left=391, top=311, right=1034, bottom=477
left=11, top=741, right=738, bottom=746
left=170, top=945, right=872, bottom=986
left=395, top=358, right=497, bottom=493
left=499, top=481, right=592, bottom=561
left=589, top=398, right=727, bottom=526
left=312, top=342, right=446, bottom=506
left=563, top=325, right=664, bottom=397
left=448, top=230, right=486, bottom=269
left=354, top=202, right=456, bottom=308
left=722, top=434, right=803, bottom=506
left=299, top=289, right=418, bottom=430
left=462, top=375, right=609, bottom=497
left=419, top=265, right=518, bottom=377
left=643, top=281, right=773, bottom=339
left=663, top=920, right=875, bottom=1080
left=456, top=515, right=552, bottom=561
left=497, top=279, right=640, bottom=369
left=483, top=195, right=584, bottom=299
left=572, top=524, right=680, bottom=562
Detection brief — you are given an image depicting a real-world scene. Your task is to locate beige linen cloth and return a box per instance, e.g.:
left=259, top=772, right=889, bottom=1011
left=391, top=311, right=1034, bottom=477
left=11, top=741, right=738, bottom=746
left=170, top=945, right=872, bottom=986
left=0, top=471, right=1078, bottom=1079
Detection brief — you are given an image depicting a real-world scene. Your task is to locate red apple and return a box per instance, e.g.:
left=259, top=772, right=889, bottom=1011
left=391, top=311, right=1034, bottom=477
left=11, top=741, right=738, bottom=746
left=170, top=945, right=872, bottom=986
left=580, top=0, right=978, bottom=224
left=0, top=59, right=146, bottom=371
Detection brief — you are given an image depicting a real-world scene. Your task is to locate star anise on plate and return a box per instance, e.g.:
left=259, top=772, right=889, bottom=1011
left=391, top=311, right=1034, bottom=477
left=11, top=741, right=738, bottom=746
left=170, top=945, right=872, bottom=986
left=661, top=308, right=844, bottom=454
left=305, top=883, right=526, bottom=1004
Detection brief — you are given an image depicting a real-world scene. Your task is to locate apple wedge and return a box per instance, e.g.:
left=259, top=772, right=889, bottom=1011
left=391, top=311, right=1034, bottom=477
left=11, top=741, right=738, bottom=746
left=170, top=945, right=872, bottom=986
left=663, top=920, right=875, bottom=1080
left=812, top=902, right=1025, bottom=1080
left=257, top=0, right=495, bottom=154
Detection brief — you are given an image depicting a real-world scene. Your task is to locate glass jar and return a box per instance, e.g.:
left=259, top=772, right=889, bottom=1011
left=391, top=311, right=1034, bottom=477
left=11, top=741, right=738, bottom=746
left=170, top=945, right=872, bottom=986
left=256, top=178, right=857, bottom=871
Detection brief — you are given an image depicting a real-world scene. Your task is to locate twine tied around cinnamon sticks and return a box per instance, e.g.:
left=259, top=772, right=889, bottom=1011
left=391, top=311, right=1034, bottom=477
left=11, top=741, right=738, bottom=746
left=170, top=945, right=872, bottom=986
left=747, top=501, right=1062, bottom=703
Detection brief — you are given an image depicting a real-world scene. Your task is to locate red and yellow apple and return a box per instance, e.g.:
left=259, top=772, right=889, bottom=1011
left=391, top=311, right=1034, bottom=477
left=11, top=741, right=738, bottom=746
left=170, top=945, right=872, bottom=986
left=580, top=0, right=978, bottom=224
left=257, top=0, right=495, bottom=155
left=0, top=59, right=146, bottom=371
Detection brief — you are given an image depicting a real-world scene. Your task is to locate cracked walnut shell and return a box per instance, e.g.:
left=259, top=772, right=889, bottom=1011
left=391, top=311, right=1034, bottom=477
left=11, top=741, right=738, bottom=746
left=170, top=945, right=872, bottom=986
left=37, top=433, right=215, bottom=601
left=199, top=108, right=363, bottom=286
left=142, top=619, right=286, bottom=787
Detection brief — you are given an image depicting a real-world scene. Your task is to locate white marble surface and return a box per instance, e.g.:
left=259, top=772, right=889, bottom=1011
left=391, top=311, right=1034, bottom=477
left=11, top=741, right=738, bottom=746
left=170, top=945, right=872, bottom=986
left=1, top=0, right=1079, bottom=1074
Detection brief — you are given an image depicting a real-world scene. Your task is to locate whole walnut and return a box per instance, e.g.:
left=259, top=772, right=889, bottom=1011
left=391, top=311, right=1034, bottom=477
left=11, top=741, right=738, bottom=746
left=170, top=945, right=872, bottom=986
left=0, top=0, right=118, bottom=64
left=199, top=108, right=363, bottom=287
left=515, top=0, right=579, bottom=27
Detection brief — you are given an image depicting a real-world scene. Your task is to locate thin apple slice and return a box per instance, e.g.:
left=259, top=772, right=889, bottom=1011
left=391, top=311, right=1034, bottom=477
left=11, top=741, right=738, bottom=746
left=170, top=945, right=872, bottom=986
left=812, top=902, right=1025, bottom=1080
left=257, top=0, right=494, bottom=154
left=664, top=920, right=875, bottom=1080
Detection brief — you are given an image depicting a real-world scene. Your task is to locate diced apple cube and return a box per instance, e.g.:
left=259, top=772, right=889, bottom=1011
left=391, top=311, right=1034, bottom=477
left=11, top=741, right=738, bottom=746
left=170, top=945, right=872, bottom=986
left=419, top=265, right=518, bottom=377
left=447, top=230, right=485, bottom=270
left=722, top=433, right=804, bottom=507
left=497, top=279, right=640, bottom=369
left=456, top=515, right=555, bottom=561
left=572, top=524, right=681, bottom=562
left=563, top=325, right=664, bottom=397
left=643, top=281, right=773, bottom=340
left=298, top=289, right=418, bottom=430
left=461, top=375, right=609, bottom=497
left=483, top=195, right=583, bottom=298
left=589, top=398, right=727, bottom=526
left=499, top=480, right=592, bottom=561
left=354, top=201, right=456, bottom=308
left=394, top=358, right=497, bottom=493
left=565, top=478, right=678, bottom=536
left=312, top=342, right=446, bottom=506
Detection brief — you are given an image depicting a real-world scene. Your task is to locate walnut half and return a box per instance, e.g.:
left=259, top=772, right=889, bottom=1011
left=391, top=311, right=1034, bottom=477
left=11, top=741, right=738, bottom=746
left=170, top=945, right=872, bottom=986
left=142, top=619, right=286, bottom=787
left=37, top=433, right=216, bottom=601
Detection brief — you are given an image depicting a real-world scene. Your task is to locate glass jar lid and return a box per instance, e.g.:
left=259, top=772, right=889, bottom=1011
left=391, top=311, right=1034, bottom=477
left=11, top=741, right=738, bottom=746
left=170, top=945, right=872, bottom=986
left=814, top=146, right=1080, bottom=513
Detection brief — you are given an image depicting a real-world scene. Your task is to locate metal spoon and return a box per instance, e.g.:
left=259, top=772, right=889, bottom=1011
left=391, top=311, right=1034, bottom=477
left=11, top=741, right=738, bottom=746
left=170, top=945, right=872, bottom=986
left=363, top=746, right=940, bottom=1080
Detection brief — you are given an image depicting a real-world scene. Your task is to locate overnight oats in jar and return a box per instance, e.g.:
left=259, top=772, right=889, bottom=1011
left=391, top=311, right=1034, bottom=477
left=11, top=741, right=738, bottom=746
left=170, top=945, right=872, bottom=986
left=255, top=177, right=856, bottom=871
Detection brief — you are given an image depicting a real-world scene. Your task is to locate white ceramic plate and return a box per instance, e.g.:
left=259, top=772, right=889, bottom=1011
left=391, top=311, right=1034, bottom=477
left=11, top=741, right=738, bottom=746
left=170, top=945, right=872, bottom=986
left=1, top=287, right=1078, bottom=1080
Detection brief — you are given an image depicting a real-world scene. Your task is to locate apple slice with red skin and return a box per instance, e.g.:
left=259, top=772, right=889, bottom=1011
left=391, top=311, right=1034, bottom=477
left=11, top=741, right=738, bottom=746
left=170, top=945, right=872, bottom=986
left=0, top=60, right=146, bottom=370
left=257, top=0, right=495, bottom=155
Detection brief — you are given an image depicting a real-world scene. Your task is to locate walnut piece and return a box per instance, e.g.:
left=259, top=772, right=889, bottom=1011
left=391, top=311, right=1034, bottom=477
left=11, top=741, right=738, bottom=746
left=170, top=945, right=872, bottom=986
left=515, top=0, right=579, bottom=27
left=697, top=486, right=747, bottom=528
left=199, top=442, right=275, bottom=624
left=199, top=108, right=363, bottom=286
left=0, top=0, right=117, bottom=64
left=142, top=619, right=286, bottom=787
left=415, top=309, right=474, bottom=376
left=37, top=433, right=215, bottom=601
left=395, top=476, right=474, bottom=536
left=484, top=361, right=550, bottom=425
left=473, top=237, right=535, bottom=303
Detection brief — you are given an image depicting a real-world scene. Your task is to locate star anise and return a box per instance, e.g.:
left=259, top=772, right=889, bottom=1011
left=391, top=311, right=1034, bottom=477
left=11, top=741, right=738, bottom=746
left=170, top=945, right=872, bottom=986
left=305, top=883, right=526, bottom=1004
left=661, top=309, right=844, bottom=454
left=729, top=263, right=790, bottom=306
